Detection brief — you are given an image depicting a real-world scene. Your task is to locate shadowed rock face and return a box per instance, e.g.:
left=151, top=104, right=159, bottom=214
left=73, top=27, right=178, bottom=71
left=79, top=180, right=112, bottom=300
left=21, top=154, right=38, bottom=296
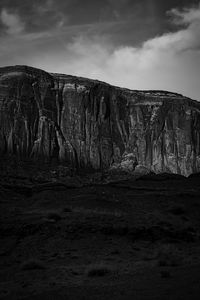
left=0, top=65, right=200, bottom=176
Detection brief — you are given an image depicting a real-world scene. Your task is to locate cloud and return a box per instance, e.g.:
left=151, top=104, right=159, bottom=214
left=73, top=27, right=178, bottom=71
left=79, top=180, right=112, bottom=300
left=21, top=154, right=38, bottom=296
left=34, top=0, right=67, bottom=29
left=0, top=8, right=24, bottom=35
left=0, top=2, right=200, bottom=100
left=36, top=0, right=54, bottom=14
left=53, top=2, right=199, bottom=99
left=169, top=3, right=200, bottom=25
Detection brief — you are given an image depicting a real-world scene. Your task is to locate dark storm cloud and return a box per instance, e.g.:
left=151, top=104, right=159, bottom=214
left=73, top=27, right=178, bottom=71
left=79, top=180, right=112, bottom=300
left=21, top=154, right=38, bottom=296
left=0, top=0, right=68, bottom=33
left=1, top=0, right=198, bottom=34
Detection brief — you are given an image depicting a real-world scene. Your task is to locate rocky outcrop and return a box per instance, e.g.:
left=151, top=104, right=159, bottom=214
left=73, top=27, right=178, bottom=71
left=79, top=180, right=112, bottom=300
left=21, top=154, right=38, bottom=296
left=0, top=65, right=200, bottom=176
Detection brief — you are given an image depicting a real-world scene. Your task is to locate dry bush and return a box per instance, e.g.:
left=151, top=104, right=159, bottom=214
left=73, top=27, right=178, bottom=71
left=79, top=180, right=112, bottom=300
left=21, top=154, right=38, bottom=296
left=46, top=211, right=62, bottom=221
left=86, top=263, right=111, bottom=277
left=160, top=270, right=171, bottom=278
left=168, top=205, right=186, bottom=215
left=21, top=259, right=45, bottom=271
left=157, top=244, right=183, bottom=267
left=63, top=207, right=72, bottom=213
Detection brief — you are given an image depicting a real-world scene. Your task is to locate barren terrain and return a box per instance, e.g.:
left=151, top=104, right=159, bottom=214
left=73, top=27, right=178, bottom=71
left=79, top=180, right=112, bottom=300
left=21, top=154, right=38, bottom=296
left=1, top=163, right=200, bottom=299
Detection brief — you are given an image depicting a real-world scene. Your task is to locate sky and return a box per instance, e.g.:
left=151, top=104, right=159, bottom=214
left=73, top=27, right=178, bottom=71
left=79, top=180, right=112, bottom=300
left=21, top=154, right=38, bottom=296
left=0, top=0, right=200, bottom=100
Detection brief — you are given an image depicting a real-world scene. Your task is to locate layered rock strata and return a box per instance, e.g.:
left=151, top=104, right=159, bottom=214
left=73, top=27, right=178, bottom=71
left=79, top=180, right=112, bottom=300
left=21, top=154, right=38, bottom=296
left=0, top=65, right=200, bottom=176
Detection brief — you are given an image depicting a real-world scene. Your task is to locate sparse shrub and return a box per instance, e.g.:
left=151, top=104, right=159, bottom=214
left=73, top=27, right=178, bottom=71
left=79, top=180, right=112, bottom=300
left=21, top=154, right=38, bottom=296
left=46, top=211, right=62, bottom=221
left=110, top=249, right=120, bottom=255
left=168, top=205, right=185, bottom=215
left=101, top=225, right=129, bottom=236
left=176, top=192, right=196, bottom=198
left=160, top=270, right=171, bottom=278
left=157, top=244, right=183, bottom=267
left=63, top=207, right=72, bottom=213
left=21, top=259, right=45, bottom=271
left=86, top=264, right=111, bottom=277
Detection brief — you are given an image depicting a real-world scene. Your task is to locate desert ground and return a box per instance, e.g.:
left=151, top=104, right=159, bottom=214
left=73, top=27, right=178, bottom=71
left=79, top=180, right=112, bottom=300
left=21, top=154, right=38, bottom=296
left=1, top=159, right=200, bottom=299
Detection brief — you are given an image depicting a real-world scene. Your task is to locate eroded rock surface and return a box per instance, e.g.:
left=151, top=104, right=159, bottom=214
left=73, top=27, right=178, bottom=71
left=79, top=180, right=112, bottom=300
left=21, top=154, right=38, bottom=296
left=0, top=65, right=200, bottom=176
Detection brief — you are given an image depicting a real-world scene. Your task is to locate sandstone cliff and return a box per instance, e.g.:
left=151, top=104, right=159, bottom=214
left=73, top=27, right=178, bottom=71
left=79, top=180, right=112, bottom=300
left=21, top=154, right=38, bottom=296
left=0, top=65, right=200, bottom=176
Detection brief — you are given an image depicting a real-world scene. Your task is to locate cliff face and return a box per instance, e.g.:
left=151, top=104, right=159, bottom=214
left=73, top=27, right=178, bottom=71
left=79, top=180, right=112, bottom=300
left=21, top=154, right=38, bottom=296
left=0, top=65, right=200, bottom=176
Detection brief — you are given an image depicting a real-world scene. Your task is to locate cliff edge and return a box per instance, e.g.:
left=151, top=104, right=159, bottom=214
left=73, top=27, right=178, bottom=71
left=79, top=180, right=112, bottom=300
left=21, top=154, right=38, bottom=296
left=0, top=65, right=200, bottom=176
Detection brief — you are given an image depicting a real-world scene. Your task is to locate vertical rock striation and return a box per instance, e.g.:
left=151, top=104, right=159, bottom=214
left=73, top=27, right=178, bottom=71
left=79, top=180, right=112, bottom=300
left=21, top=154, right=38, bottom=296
left=0, top=65, right=200, bottom=176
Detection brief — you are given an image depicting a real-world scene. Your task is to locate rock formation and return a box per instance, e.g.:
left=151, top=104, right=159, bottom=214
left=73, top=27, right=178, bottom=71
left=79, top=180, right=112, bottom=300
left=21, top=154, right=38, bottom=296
left=0, top=65, right=200, bottom=176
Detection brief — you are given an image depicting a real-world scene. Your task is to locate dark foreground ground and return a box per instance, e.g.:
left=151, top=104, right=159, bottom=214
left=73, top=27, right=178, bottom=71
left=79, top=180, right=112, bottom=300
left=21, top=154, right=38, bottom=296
left=0, top=163, right=200, bottom=299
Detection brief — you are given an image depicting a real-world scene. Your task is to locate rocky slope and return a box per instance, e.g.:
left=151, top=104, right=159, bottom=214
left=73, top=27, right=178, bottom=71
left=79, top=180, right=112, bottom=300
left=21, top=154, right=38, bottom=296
left=0, top=65, right=200, bottom=176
